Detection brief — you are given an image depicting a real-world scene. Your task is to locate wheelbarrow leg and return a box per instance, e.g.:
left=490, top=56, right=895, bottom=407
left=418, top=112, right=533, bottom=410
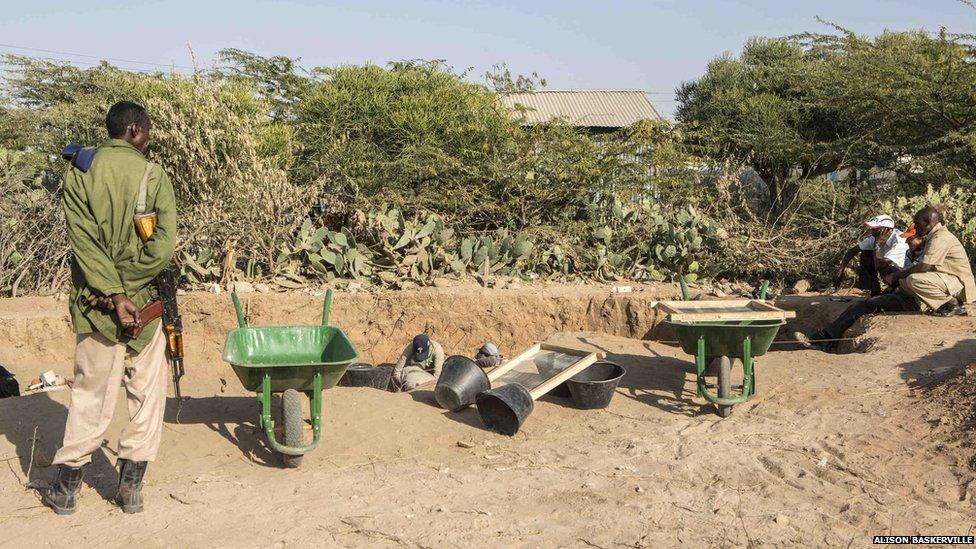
left=742, top=336, right=754, bottom=397
left=309, top=371, right=323, bottom=446
left=260, top=372, right=273, bottom=433
left=695, top=335, right=706, bottom=398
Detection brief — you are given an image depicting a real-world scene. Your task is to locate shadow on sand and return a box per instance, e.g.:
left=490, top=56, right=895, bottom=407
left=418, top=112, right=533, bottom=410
left=894, top=338, right=976, bottom=387
left=164, top=395, right=283, bottom=468
left=574, top=334, right=710, bottom=417
left=409, top=389, right=489, bottom=430
left=0, top=392, right=117, bottom=501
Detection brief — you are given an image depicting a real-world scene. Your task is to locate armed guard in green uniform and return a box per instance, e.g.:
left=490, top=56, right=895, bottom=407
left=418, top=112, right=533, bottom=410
left=42, top=101, right=177, bottom=515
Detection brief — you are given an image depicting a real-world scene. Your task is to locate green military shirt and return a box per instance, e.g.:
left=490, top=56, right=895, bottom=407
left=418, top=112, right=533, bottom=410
left=64, top=139, right=177, bottom=352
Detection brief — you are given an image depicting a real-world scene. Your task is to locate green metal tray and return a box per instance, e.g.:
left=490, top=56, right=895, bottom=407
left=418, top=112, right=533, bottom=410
left=668, top=319, right=784, bottom=359
left=222, top=325, right=358, bottom=392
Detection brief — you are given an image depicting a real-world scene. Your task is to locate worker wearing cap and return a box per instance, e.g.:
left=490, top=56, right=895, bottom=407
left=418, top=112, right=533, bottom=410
left=833, top=214, right=911, bottom=296
left=796, top=206, right=973, bottom=351
left=888, top=206, right=974, bottom=317
left=474, top=342, right=503, bottom=369
left=392, top=334, right=445, bottom=391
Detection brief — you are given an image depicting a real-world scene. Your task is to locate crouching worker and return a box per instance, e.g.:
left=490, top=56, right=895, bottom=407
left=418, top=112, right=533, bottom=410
left=796, top=207, right=973, bottom=351
left=474, top=342, right=503, bottom=369
left=42, top=101, right=176, bottom=515
left=889, top=207, right=974, bottom=317
left=833, top=214, right=910, bottom=296
left=393, top=334, right=445, bottom=391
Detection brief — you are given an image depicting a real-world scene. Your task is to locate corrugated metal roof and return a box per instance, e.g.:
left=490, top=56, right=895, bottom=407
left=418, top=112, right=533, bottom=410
left=498, top=90, right=661, bottom=128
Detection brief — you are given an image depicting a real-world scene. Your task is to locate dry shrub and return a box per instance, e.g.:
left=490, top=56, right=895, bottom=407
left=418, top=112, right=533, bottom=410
left=0, top=158, right=69, bottom=295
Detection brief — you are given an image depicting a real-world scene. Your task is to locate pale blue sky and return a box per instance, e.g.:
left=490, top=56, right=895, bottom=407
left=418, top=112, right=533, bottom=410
left=1, top=0, right=973, bottom=117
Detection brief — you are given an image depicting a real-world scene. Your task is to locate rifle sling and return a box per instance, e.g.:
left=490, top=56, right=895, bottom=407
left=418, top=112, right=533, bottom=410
left=135, top=162, right=155, bottom=214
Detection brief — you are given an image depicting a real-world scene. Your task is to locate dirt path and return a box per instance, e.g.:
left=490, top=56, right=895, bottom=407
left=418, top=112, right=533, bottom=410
left=1, top=288, right=973, bottom=547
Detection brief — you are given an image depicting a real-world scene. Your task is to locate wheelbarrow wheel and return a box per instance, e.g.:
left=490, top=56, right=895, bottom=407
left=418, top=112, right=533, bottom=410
left=281, top=389, right=305, bottom=468
left=716, top=356, right=733, bottom=418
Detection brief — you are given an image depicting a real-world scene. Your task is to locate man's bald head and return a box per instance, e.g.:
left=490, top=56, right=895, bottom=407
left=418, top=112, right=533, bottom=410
left=914, top=206, right=943, bottom=237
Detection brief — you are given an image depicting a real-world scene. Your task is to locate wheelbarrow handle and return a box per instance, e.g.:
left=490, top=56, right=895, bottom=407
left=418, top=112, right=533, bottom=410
left=321, top=289, right=333, bottom=326
left=231, top=292, right=247, bottom=328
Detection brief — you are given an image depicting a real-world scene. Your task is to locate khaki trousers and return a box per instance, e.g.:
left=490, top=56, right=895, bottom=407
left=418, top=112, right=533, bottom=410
left=53, top=324, right=168, bottom=467
left=901, top=272, right=965, bottom=311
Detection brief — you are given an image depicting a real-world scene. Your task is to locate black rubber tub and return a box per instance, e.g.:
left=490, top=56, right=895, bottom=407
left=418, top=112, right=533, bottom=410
left=339, top=362, right=394, bottom=390
left=566, top=361, right=626, bottom=409
left=476, top=383, right=534, bottom=436
left=435, top=356, right=490, bottom=411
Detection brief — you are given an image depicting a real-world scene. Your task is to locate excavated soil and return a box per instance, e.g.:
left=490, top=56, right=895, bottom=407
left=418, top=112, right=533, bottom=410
left=1, top=283, right=974, bottom=547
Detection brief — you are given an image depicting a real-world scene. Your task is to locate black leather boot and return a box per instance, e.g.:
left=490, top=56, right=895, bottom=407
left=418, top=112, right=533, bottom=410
left=41, top=465, right=84, bottom=515
left=115, top=458, right=148, bottom=514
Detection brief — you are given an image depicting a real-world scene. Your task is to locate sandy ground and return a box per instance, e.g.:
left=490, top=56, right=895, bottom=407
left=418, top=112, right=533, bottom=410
left=1, top=284, right=974, bottom=547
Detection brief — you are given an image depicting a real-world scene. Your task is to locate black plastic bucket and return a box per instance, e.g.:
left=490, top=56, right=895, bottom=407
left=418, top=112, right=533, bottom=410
left=435, top=355, right=490, bottom=411
left=476, top=383, right=534, bottom=436
left=566, top=361, right=626, bottom=409
left=340, top=363, right=394, bottom=390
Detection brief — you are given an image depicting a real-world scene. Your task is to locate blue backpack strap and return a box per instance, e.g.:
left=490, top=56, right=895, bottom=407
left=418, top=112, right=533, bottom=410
left=59, top=143, right=97, bottom=172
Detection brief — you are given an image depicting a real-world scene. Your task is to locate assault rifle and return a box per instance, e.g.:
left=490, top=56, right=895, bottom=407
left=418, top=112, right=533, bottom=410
left=156, top=267, right=185, bottom=399
left=124, top=266, right=184, bottom=399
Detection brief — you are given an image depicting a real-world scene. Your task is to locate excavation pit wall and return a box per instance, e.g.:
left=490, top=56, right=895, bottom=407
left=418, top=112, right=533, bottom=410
left=0, top=284, right=852, bottom=395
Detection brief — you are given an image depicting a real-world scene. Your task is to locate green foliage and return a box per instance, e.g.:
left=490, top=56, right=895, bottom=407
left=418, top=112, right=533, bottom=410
left=882, top=185, right=976, bottom=253
left=483, top=62, right=547, bottom=92
left=0, top=155, right=67, bottom=295
left=294, top=61, right=518, bottom=224
left=802, top=28, right=976, bottom=186
left=676, top=38, right=845, bottom=212
left=3, top=25, right=976, bottom=296
left=216, top=48, right=312, bottom=122
left=678, top=27, right=976, bottom=218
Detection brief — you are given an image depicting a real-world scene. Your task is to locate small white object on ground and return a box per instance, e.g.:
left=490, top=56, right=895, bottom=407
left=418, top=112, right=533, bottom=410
left=611, top=286, right=633, bottom=294
left=40, top=370, right=59, bottom=386
left=232, top=281, right=255, bottom=294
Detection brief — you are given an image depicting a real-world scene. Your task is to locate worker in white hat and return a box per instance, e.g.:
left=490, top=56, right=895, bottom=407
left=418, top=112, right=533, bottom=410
left=832, top=214, right=910, bottom=296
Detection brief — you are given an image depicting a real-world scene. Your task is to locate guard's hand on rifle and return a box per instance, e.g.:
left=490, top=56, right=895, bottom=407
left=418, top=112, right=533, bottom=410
left=111, top=294, right=140, bottom=329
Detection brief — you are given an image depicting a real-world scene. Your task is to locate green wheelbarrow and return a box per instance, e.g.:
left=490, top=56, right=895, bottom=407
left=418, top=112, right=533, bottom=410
left=221, top=289, right=358, bottom=467
left=655, top=282, right=795, bottom=417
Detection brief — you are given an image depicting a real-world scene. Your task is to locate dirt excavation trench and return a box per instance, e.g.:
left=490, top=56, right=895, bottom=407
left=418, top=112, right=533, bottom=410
left=1, top=283, right=975, bottom=547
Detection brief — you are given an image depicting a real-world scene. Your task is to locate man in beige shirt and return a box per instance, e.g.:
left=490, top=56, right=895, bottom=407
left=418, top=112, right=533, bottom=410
left=889, top=206, right=975, bottom=316
left=795, top=206, right=973, bottom=351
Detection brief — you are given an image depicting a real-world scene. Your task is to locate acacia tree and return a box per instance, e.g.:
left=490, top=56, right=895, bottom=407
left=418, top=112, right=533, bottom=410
left=216, top=48, right=312, bottom=122
left=679, top=28, right=976, bottom=215
left=803, top=28, right=976, bottom=189
left=676, top=38, right=848, bottom=214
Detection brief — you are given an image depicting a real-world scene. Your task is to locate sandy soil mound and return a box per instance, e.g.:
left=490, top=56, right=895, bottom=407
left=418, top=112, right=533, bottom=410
left=1, top=287, right=973, bottom=546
